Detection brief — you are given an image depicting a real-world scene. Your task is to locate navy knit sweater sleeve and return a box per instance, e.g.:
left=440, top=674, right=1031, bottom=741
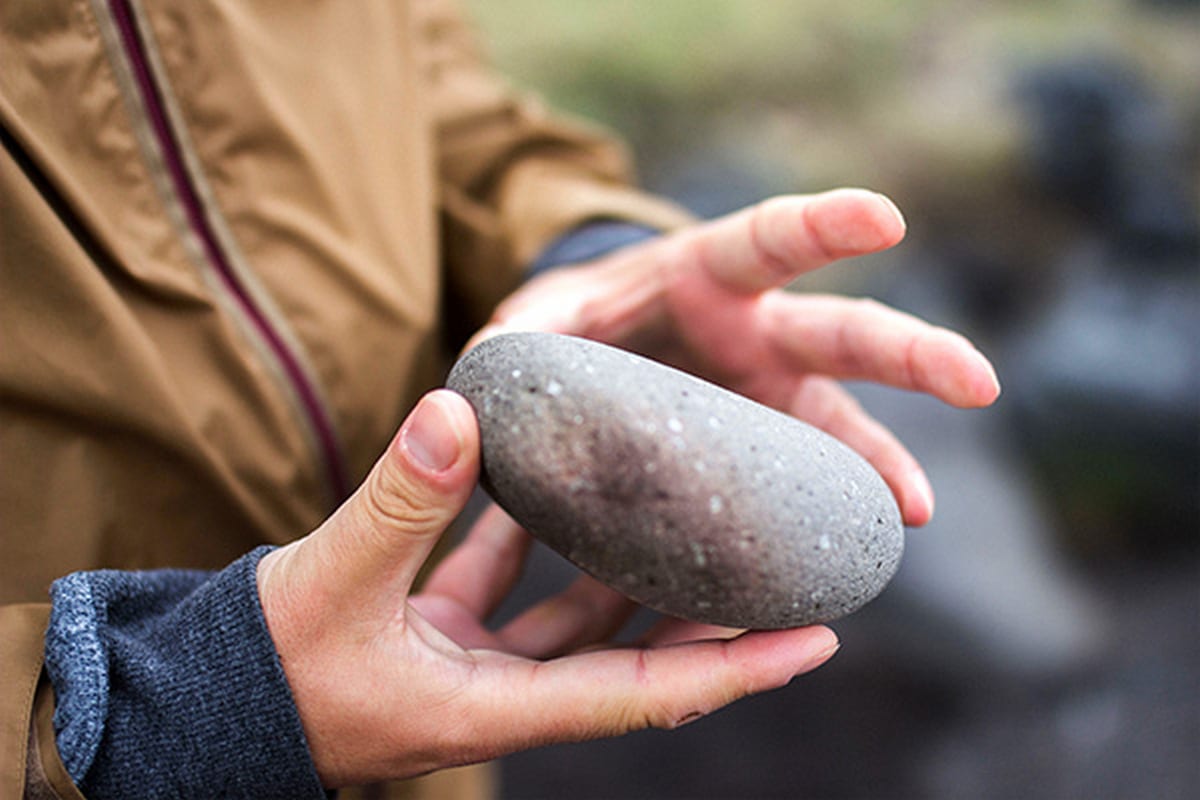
left=527, top=220, right=660, bottom=276
left=44, top=546, right=327, bottom=799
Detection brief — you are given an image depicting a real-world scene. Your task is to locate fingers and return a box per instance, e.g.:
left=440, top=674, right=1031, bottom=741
left=421, top=507, right=638, bottom=656
left=637, top=617, right=746, bottom=647
left=761, top=293, right=1001, bottom=408
left=684, top=189, right=906, bottom=295
left=786, top=376, right=934, bottom=526
left=293, top=390, right=482, bottom=615
left=497, top=574, right=638, bottom=658
left=420, top=504, right=533, bottom=620
left=461, top=626, right=839, bottom=758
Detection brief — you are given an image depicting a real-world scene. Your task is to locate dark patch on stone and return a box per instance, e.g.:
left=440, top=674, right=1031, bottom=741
left=447, top=332, right=904, bottom=628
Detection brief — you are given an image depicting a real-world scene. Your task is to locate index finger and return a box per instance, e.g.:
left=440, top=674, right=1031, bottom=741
left=683, top=189, right=907, bottom=295
left=456, top=626, right=839, bottom=759
left=762, top=293, right=1002, bottom=408
left=419, top=504, right=532, bottom=619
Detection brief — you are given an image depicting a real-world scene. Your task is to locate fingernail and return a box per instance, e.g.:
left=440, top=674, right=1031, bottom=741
left=874, top=192, right=906, bottom=229
left=977, top=355, right=1002, bottom=402
left=793, top=633, right=841, bottom=680
left=401, top=393, right=462, bottom=472
left=911, top=469, right=935, bottom=523
left=813, top=640, right=842, bottom=666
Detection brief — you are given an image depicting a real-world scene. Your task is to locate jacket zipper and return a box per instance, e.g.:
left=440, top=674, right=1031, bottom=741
left=107, top=0, right=352, bottom=503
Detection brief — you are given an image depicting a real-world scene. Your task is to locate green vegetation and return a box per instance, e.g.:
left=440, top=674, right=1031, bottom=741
left=468, top=0, right=1198, bottom=212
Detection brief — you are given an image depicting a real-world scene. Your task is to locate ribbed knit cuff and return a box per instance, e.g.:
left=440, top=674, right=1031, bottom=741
left=46, top=546, right=326, bottom=799
left=528, top=220, right=661, bottom=277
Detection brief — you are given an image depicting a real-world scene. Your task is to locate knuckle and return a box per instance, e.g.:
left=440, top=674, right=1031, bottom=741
left=749, top=200, right=798, bottom=278
left=359, top=464, right=441, bottom=532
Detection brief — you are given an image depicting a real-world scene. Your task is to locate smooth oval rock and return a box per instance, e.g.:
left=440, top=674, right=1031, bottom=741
left=446, top=332, right=903, bottom=628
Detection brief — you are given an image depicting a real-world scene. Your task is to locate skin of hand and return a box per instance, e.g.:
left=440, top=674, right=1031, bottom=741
left=258, top=390, right=841, bottom=787
left=257, top=188, right=1000, bottom=787
left=473, top=188, right=1002, bottom=526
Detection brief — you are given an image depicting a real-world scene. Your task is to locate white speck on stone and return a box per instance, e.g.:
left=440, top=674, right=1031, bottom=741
left=667, top=417, right=683, bottom=433
left=511, top=369, right=522, bottom=379
left=546, top=379, right=563, bottom=396
left=573, top=414, right=584, bottom=425
left=584, top=364, right=596, bottom=374
left=818, top=533, right=832, bottom=551
left=690, top=541, right=707, bottom=567
left=709, top=494, right=724, bottom=514
left=644, top=461, right=658, bottom=474
left=693, top=460, right=706, bottom=473
left=641, top=421, right=658, bottom=435
left=707, top=416, right=721, bottom=429
left=696, top=600, right=712, bottom=610
left=510, top=424, right=521, bottom=434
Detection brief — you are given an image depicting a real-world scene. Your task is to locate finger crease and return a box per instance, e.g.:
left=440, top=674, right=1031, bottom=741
left=833, top=310, right=865, bottom=376
left=799, top=202, right=837, bottom=263
left=634, top=649, right=652, bottom=687
left=903, top=335, right=924, bottom=393
left=749, top=205, right=799, bottom=285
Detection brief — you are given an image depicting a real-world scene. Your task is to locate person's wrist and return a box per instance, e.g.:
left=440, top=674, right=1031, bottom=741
left=528, top=220, right=661, bottom=277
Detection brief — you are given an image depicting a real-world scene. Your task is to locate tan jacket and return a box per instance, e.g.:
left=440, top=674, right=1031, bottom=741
left=0, top=1, right=688, bottom=796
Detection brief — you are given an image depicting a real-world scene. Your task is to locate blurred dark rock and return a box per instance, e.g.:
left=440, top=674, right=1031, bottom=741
left=1014, top=55, right=1199, bottom=265
left=1008, top=55, right=1199, bottom=556
left=1004, top=245, right=1200, bottom=555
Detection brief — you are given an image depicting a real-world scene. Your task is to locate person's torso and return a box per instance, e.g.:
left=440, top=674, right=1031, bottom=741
left=1, top=0, right=445, bottom=600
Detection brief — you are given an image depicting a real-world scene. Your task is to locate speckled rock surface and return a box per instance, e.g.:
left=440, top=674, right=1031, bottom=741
left=447, top=332, right=903, bottom=628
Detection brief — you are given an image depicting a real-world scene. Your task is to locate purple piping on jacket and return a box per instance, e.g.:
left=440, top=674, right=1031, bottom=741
left=108, top=0, right=351, bottom=502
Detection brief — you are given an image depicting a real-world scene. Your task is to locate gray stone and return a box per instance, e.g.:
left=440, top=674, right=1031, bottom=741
left=446, top=332, right=903, bottom=629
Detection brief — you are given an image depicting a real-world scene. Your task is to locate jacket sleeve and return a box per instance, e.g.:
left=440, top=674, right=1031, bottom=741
left=417, top=0, right=695, bottom=326
left=0, top=604, right=83, bottom=800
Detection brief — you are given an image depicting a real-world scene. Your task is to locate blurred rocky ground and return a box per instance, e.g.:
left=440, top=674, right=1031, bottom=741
left=466, top=1, right=1199, bottom=797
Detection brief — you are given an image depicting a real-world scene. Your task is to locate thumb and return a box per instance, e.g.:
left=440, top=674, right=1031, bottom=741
left=309, top=389, right=481, bottom=605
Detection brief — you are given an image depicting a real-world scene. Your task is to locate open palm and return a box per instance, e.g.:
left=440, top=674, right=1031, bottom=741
left=478, top=189, right=1000, bottom=526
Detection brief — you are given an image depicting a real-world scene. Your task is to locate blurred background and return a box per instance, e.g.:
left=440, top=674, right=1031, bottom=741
left=464, top=1, right=1200, bottom=797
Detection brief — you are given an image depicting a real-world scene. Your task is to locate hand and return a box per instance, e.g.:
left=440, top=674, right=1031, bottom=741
left=474, top=189, right=1002, bottom=526
left=257, top=391, right=840, bottom=787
